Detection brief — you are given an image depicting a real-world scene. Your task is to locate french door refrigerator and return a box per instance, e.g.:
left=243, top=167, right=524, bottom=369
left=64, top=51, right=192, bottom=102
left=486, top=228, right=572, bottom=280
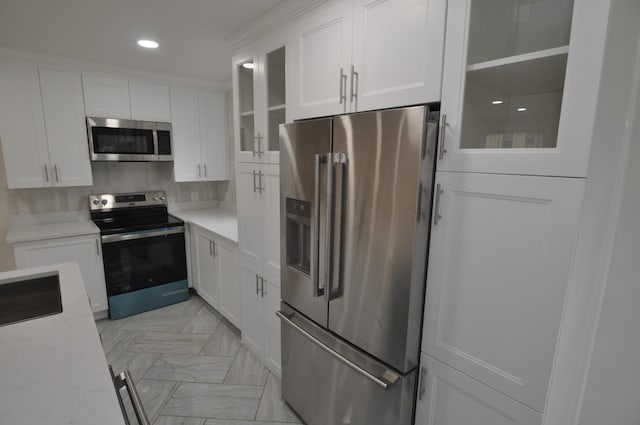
left=278, top=104, right=439, bottom=425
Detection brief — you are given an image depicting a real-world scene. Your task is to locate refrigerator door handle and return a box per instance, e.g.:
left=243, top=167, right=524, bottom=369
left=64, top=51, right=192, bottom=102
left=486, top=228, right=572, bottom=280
left=327, top=153, right=347, bottom=301
left=277, top=310, right=399, bottom=390
left=323, top=152, right=335, bottom=302
left=312, top=154, right=327, bottom=297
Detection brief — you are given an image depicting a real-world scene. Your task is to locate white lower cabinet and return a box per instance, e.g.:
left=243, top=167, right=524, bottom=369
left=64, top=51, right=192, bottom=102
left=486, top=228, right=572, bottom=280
left=217, top=240, right=241, bottom=328
left=193, top=228, right=221, bottom=308
left=422, top=171, right=585, bottom=412
left=240, top=259, right=281, bottom=377
left=13, top=234, right=107, bottom=314
left=190, top=225, right=241, bottom=329
left=415, top=354, right=542, bottom=425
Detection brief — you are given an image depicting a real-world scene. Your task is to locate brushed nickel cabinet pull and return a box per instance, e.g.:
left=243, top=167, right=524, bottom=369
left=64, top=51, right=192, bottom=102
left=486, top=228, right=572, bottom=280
left=350, top=65, right=359, bottom=104
left=339, top=68, right=346, bottom=104
left=258, top=171, right=265, bottom=194
left=438, top=114, right=448, bottom=160
left=252, top=170, right=257, bottom=193
left=434, top=184, right=444, bottom=225
left=418, top=367, right=427, bottom=400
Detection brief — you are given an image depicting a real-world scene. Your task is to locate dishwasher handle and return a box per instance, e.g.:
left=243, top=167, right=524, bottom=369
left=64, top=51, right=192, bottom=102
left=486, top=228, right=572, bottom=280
left=110, top=366, right=151, bottom=425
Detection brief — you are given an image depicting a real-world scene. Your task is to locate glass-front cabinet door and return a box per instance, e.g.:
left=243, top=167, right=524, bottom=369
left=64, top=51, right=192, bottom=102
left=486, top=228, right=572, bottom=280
left=263, top=46, right=286, bottom=164
left=235, top=55, right=258, bottom=163
left=233, top=41, right=287, bottom=164
left=438, top=0, right=595, bottom=177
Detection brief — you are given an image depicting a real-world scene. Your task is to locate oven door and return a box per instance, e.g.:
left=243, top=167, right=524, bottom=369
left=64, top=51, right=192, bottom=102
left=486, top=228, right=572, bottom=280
left=101, top=227, right=187, bottom=296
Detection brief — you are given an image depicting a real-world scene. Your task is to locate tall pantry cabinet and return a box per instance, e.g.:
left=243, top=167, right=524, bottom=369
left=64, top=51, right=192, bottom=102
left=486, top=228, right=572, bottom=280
left=417, top=0, right=612, bottom=423
left=232, top=31, right=289, bottom=377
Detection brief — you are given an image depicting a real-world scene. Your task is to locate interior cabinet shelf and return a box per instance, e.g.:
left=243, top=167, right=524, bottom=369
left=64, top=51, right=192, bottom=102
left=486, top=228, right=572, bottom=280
left=241, top=110, right=255, bottom=117
left=267, top=104, right=286, bottom=112
left=466, top=45, right=569, bottom=72
left=466, top=51, right=568, bottom=96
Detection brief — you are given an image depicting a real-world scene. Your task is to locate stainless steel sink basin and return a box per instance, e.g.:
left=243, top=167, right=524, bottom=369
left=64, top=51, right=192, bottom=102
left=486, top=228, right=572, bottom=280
left=0, top=272, right=62, bottom=327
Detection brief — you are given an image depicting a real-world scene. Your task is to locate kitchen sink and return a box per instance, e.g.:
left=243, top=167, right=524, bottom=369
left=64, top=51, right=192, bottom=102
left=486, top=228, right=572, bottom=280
left=0, top=272, right=62, bottom=327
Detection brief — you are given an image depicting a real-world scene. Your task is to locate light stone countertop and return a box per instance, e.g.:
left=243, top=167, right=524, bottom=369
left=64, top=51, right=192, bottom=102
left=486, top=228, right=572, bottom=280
left=170, top=208, right=239, bottom=244
left=6, top=220, right=100, bottom=244
left=0, top=262, right=126, bottom=425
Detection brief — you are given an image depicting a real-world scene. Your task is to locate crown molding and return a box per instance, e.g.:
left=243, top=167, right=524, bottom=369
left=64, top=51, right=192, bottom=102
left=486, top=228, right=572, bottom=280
left=226, top=0, right=330, bottom=50
left=0, top=46, right=232, bottom=90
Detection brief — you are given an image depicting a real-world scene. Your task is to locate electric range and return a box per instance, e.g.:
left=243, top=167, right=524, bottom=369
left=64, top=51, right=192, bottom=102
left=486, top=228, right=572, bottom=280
left=90, top=191, right=189, bottom=319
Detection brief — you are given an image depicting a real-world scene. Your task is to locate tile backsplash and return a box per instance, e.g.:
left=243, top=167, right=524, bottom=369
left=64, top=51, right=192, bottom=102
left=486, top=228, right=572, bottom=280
left=7, top=161, right=230, bottom=220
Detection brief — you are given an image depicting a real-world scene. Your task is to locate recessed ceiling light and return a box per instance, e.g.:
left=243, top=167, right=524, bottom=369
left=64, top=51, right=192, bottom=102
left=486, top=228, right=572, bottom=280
left=242, top=62, right=254, bottom=69
left=137, top=39, right=159, bottom=49
left=491, top=100, right=503, bottom=105
left=517, top=107, right=527, bottom=112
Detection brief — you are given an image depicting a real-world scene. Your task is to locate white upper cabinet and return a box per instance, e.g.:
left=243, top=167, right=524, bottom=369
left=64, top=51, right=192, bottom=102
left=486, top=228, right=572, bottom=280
left=171, top=86, right=201, bottom=181
left=0, top=63, right=50, bottom=189
left=292, top=0, right=353, bottom=119
left=129, top=80, right=171, bottom=122
left=292, top=0, right=446, bottom=119
left=233, top=34, right=289, bottom=164
left=82, top=74, right=131, bottom=119
left=171, top=86, right=228, bottom=182
left=0, top=64, right=92, bottom=189
left=422, top=171, right=585, bottom=412
left=351, top=0, right=446, bottom=112
left=437, top=0, right=602, bottom=177
left=39, top=68, right=93, bottom=187
left=199, top=90, right=229, bottom=181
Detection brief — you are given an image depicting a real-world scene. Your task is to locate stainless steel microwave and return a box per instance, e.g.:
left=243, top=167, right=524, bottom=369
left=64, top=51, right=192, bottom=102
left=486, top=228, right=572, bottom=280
left=87, top=117, right=173, bottom=161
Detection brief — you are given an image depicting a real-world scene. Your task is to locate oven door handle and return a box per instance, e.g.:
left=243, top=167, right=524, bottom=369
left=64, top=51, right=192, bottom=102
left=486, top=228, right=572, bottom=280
left=101, top=226, right=185, bottom=243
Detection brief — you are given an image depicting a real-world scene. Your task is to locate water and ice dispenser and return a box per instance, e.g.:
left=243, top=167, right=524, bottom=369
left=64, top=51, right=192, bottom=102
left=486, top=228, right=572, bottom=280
left=285, top=198, right=311, bottom=275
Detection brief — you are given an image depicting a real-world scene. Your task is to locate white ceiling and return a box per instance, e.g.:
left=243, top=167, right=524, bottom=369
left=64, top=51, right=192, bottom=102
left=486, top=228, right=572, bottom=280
left=0, top=0, right=287, bottom=85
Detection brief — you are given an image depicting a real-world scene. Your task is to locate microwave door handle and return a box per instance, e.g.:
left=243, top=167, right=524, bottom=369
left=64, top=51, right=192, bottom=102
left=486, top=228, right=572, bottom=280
left=311, top=154, right=325, bottom=297
left=152, top=128, right=159, bottom=160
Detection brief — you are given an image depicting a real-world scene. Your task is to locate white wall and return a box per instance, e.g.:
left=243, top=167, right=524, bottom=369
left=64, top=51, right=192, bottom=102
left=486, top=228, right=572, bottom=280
left=577, top=27, right=640, bottom=424
left=0, top=145, right=15, bottom=271
left=543, top=0, right=640, bottom=423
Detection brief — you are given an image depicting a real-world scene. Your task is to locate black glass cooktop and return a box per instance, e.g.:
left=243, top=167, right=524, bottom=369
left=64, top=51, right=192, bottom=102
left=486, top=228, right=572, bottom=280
left=91, top=206, right=184, bottom=235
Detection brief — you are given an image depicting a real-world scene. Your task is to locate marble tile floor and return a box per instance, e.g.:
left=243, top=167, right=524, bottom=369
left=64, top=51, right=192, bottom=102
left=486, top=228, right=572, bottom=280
left=96, top=295, right=303, bottom=425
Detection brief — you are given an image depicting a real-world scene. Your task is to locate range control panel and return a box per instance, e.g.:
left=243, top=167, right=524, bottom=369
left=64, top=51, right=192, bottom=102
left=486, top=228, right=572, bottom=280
left=89, top=191, right=167, bottom=210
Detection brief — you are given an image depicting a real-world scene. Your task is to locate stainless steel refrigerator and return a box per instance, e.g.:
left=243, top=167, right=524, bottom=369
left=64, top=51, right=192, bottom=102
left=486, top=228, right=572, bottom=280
left=278, top=105, right=439, bottom=425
